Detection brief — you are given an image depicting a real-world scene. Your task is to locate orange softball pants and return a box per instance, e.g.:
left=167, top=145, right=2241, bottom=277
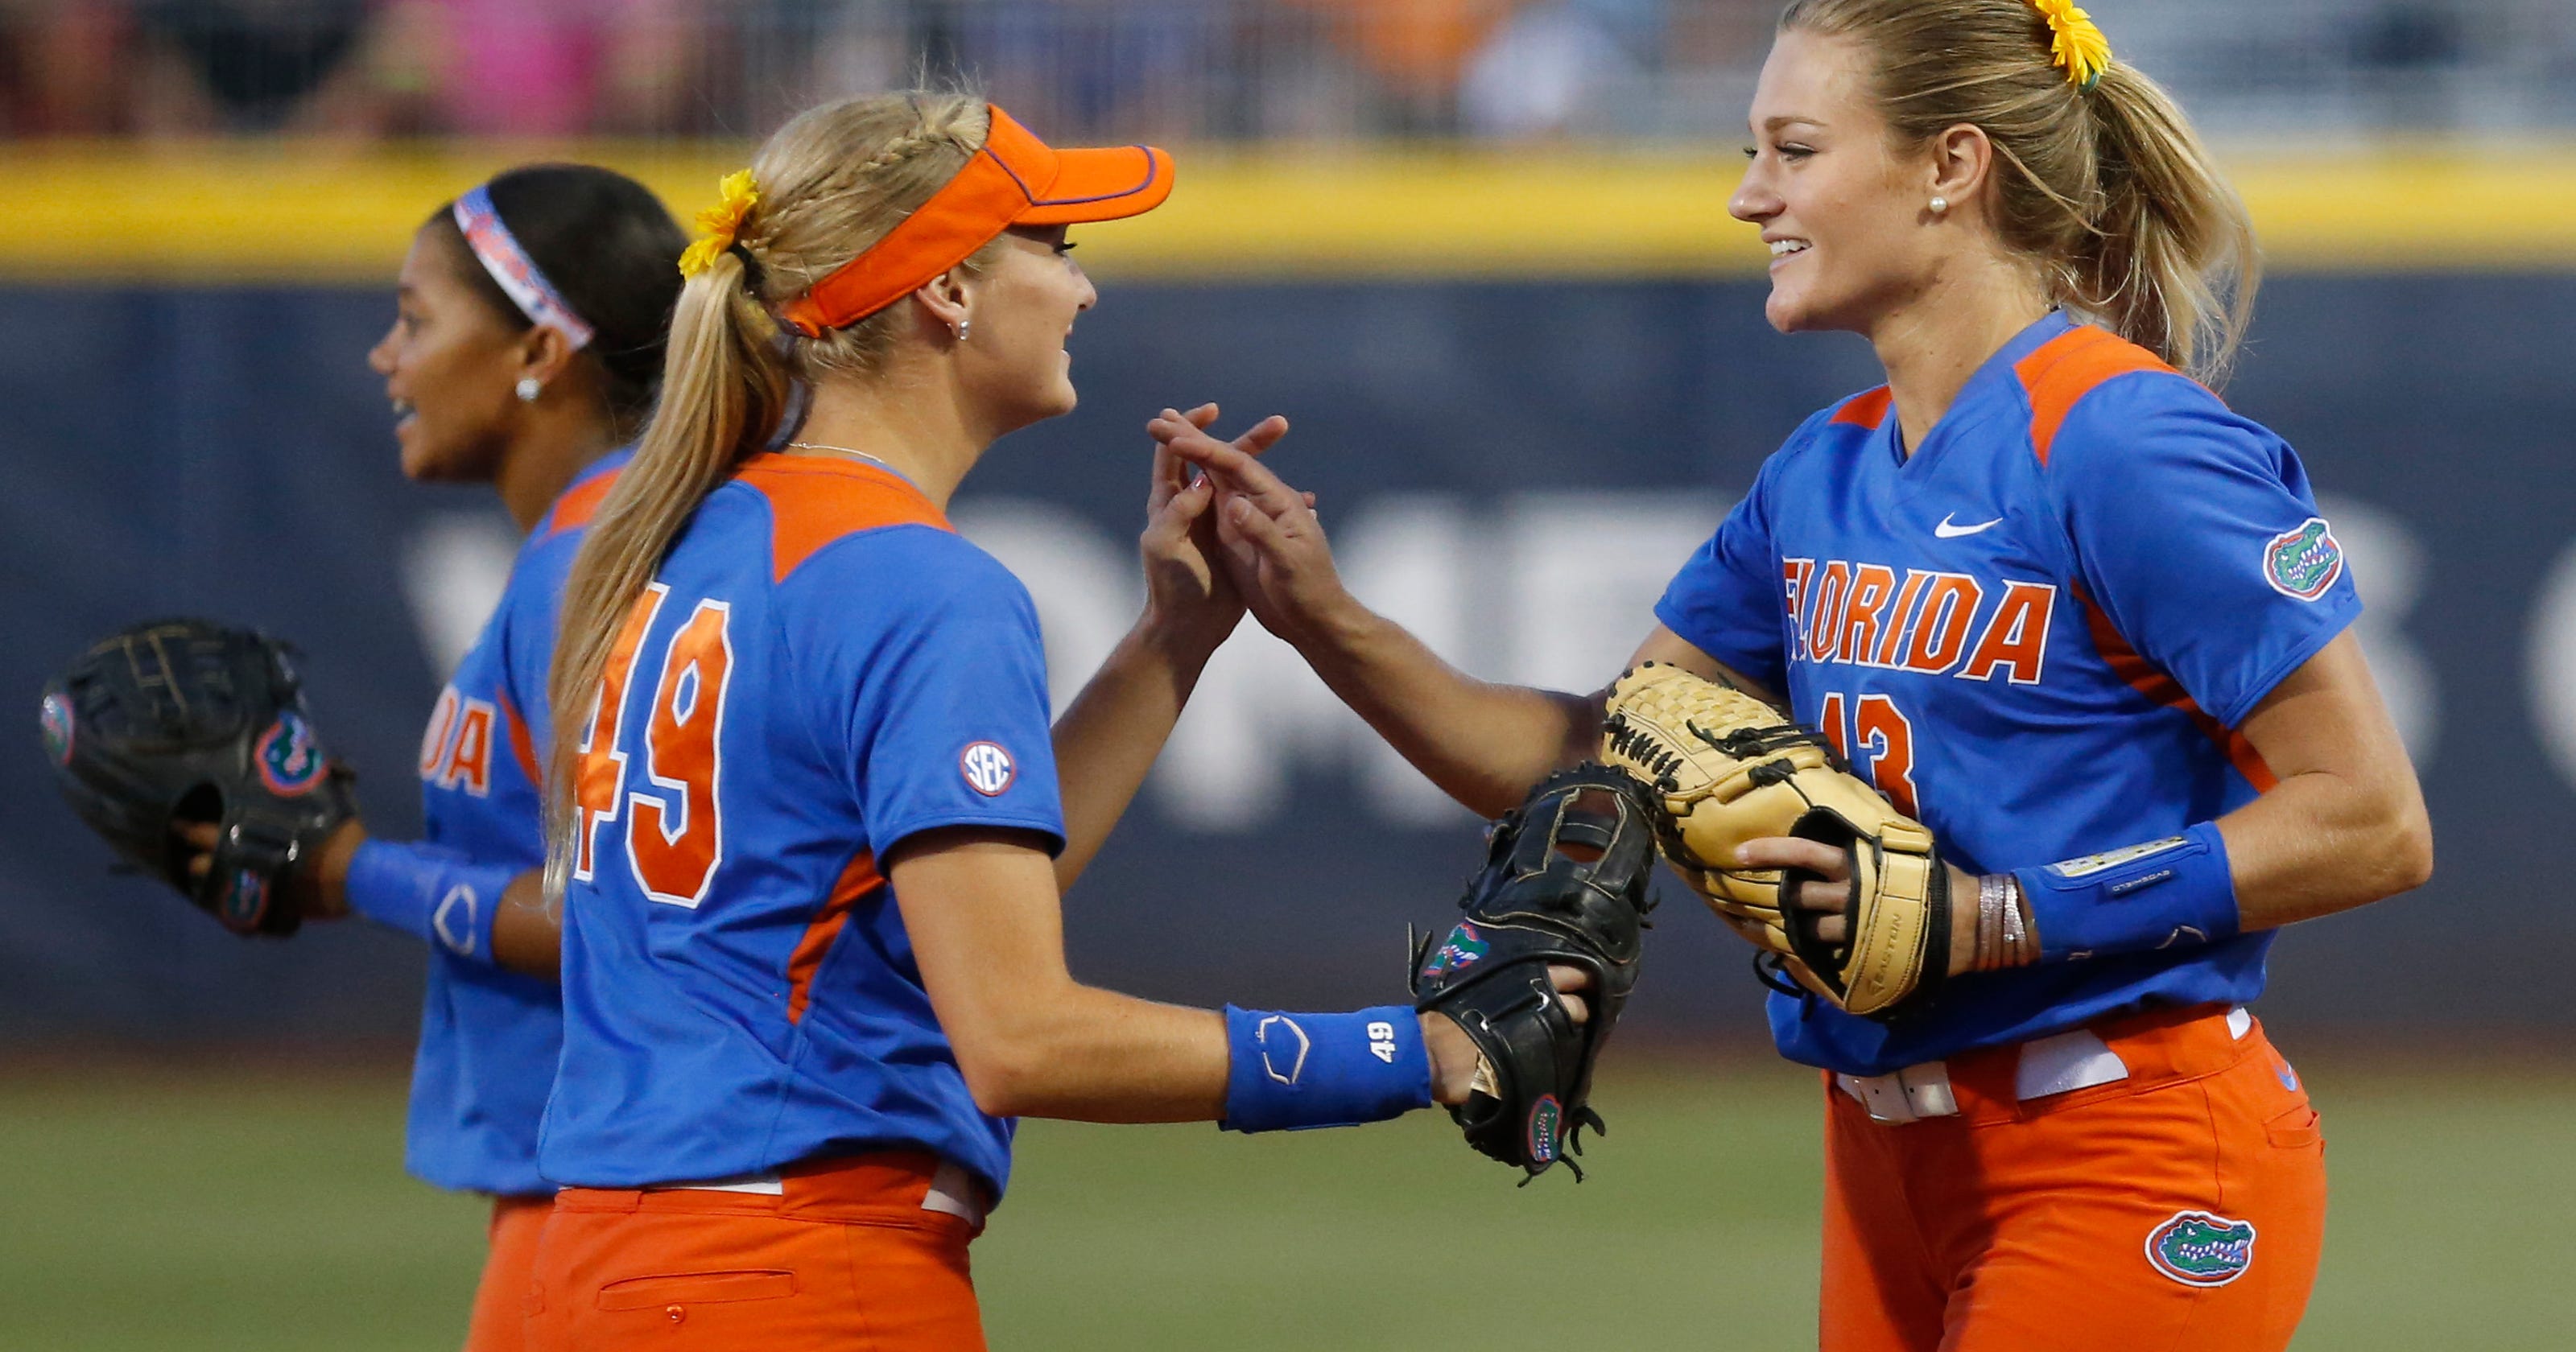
left=463, top=1194, right=552, bottom=1352
left=523, top=1152, right=985, bottom=1352
left=1821, top=1004, right=2326, bottom=1352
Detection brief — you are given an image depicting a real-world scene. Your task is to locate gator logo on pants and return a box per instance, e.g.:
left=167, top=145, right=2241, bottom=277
left=2145, top=1210, right=2256, bottom=1287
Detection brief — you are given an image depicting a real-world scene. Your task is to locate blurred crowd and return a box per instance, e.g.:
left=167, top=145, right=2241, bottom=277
left=0, top=0, right=2570, bottom=142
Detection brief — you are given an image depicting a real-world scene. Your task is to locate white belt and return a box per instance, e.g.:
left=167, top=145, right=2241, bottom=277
left=646, top=1159, right=989, bottom=1228
left=1835, top=1004, right=2252, bottom=1125
left=647, top=1171, right=786, bottom=1195
left=920, top=1160, right=989, bottom=1226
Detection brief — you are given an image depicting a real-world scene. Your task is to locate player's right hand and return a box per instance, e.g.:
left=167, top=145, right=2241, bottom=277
left=1146, top=411, right=1348, bottom=646
left=1137, top=403, right=1292, bottom=652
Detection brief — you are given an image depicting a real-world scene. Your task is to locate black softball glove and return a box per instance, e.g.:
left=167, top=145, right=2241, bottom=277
left=38, top=618, right=356, bottom=937
left=1413, top=763, right=1658, bottom=1181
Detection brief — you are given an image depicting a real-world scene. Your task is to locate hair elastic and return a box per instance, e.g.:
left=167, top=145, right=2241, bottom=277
left=2029, top=0, right=2112, bottom=90
left=679, top=168, right=761, bottom=279
left=452, top=184, right=596, bottom=349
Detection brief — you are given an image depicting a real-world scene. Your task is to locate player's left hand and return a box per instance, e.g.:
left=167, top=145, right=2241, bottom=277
left=175, top=817, right=366, bottom=921
left=1734, top=837, right=1982, bottom=979
left=1422, top=963, right=1593, bottom=1106
left=1146, top=411, right=1348, bottom=648
left=1137, top=403, right=1293, bottom=649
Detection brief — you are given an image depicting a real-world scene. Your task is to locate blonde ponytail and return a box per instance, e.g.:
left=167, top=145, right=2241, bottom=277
left=541, top=90, right=1002, bottom=901
left=2080, top=62, right=2259, bottom=385
left=1779, top=0, right=2260, bottom=385
left=540, top=249, right=782, bottom=901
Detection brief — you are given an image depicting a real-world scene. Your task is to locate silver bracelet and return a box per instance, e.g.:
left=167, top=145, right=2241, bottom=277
left=1999, top=872, right=2029, bottom=966
left=1976, top=872, right=2007, bottom=972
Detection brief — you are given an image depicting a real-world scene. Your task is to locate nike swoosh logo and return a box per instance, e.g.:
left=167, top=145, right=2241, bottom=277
left=1934, top=513, right=2004, bottom=538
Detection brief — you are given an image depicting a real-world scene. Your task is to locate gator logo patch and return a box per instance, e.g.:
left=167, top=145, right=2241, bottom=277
left=2146, top=1210, right=2256, bottom=1287
left=39, top=692, right=74, bottom=767
left=218, top=869, right=270, bottom=930
left=1526, top=1094, right=1563, bottom=1164
left=2263, top=517, right=2343, bottom=601
left=254, top=711, right=325, bottom=796
left=1419, top=921, right=1490, bottom=981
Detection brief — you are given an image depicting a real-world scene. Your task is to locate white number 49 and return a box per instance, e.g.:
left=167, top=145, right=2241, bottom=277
left=1366, top=1020, right=1397, bottom=1063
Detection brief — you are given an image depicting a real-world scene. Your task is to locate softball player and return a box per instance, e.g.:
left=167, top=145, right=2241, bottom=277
left=1152, top=2, right=2430, bottom=1348
left=184, top=165, right=686, bottom=1351
left=527, top=93, right=1514, bottom=1351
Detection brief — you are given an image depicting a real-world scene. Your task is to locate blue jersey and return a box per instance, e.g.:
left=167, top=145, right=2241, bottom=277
left=1657, top=314, right=2360, bottom=1077
left=409, top=451, right=626, bottom=1195
left=539, top=454, right=1066, bottom=1200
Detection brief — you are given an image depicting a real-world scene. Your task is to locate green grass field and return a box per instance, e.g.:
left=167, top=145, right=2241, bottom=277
left=0, top=1054, right=2566, bottom=1350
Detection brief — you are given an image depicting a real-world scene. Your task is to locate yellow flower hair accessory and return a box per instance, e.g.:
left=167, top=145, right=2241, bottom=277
left=2030, top=0, right=2112, bottom=90
left=678, top=168, right=760, bottom=278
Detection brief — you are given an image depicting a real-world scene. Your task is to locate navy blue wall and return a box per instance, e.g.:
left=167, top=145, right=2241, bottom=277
left=2, top=275, right=2567, bottom=1045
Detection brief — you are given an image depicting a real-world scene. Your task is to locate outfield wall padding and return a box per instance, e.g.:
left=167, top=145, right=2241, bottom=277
left=1, top=276, right=2566, bottom=1044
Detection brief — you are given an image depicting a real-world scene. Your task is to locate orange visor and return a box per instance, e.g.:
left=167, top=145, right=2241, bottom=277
left=775, top=105, right=1174, bottom=338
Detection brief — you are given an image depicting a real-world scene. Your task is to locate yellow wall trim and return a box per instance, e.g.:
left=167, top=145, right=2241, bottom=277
left=6, top=139, right=2573, bottom=282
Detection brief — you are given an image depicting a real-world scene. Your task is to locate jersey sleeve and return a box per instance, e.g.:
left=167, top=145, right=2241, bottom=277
left=2045, top=373, right=2362, bottom=728
left=1653, top=436, right=1801, bottom=694
left=782, top=527, right=1067, bottom=859
left=493, top=532, right=580, bottom=753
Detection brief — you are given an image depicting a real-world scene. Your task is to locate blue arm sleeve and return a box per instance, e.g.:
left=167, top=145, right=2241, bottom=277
left=1653, top=443, right=1796, bottom=693
left=1220, top=1005, right=1432, bottom=1132
left=2046, top=375, right=2362, bottom=728
left=2015, top=819, right=2240, bottom=961
left=343, top=838, right=519, bottom=962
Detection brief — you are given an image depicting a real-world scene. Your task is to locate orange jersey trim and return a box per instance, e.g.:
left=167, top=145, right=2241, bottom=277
left=1831, top=385, right=1893, bottom=430
left=2013, top=325, right=2175, bottom=467
left=734, top=453, right=952, bottom=584
left=495, top=689, right=541, bottom=789
left=538, top=466, right=622, bottom=540
left=2071, top=584, right=2277, bottom=792
left=786, top=848, right=885, bottom=1024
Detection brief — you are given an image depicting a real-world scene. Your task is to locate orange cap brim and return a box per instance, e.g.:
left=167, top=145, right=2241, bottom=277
left=776, top=106, right=1173, bottom=337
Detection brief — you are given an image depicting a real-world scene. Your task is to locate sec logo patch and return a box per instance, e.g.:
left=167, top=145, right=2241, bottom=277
left=960, top=740, right=1016, bottom=797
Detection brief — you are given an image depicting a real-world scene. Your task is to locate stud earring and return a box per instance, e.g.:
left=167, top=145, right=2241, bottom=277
left=1929, top=196, right=1950, bottom=215
left=954, top=318, right=972, bottom=343
left=514, top=377, right=543, bottom=402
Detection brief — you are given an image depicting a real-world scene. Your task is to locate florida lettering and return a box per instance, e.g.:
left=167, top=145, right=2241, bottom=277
left=1781, top=558, right=2057, bottom=685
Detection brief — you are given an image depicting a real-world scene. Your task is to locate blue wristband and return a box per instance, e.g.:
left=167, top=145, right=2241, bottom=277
left=343, top=839, right=516, bottom=964
left=2015, top=820, right=2240, bottom=963
left=1219, top=1004, right=1432, bottom=1133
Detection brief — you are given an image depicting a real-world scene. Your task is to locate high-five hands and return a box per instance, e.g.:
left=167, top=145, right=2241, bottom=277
left=1146, top=410, right=1344, bottom=645
left=1137, top=404, right=1290, bottom=649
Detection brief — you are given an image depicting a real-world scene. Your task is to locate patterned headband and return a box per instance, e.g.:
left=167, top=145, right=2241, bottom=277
left=452, top=184, right=596, bottom=349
